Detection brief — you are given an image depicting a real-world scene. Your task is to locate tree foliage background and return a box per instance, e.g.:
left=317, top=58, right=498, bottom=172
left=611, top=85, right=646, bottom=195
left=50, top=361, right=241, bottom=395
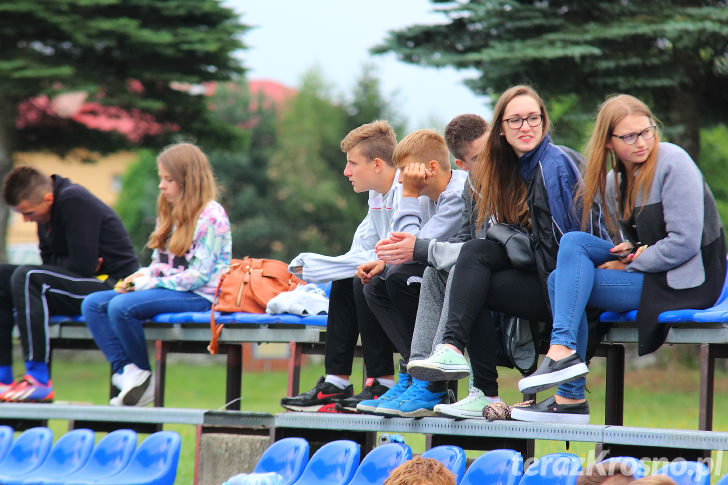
left=7, top=0, right=728, bottom=266
left=0, top=0, right=247, bottom=260
left=116, top=65, right=406, bottom=263
left=374, top=0, right=728, bottom=161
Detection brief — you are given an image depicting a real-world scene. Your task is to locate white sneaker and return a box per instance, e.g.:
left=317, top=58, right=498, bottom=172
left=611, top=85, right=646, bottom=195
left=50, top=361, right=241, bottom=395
left=111, top=371, right=124, bottom=390
left=116, top=364, right=153, bottom=406
left=133, top=374, right=155, bottom=406
left=113, top=363, right=142, bottom=390
left=111, top=374, right=154, bottom=407
left=434, top=387, right=497, bottom=419
left=407, top=344, right=471, bottom=381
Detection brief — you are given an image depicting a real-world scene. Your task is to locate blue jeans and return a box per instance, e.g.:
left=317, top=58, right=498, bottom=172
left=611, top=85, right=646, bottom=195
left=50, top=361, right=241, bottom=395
left=549, top=231, right=644, bottom=400
left=81, top=289, right=211, bottom=373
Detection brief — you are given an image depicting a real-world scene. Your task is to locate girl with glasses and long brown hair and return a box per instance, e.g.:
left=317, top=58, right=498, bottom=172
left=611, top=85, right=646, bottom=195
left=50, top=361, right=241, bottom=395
left=513, top=94, right=726, bottom=423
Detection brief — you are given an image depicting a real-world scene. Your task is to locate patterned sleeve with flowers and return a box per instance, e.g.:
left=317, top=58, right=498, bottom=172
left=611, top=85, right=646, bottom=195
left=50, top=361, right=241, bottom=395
left=134, top=201, right=232, bottom=301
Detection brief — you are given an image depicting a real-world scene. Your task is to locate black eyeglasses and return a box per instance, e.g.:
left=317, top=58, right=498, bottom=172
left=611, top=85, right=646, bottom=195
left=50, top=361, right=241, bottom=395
left=611, top=125, right=656, bottom=145
left=503, top=114, right=543, bottom=130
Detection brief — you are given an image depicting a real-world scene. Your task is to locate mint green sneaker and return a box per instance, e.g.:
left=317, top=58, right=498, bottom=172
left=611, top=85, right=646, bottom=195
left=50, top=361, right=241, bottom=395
left=434, top=387, right=494, bottom=419
left=407, top=344, right=470, bottom=381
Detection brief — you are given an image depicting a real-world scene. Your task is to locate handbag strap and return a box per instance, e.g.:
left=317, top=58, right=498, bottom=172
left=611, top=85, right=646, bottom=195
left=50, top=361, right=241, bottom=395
left=208, top=259, right=244, bottom=355
left=208, top=271, right=227, bottom=356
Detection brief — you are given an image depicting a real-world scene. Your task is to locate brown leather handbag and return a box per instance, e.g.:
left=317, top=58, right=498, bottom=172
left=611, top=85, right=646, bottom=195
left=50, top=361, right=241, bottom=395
left=208, top=257, right=301, bottom=355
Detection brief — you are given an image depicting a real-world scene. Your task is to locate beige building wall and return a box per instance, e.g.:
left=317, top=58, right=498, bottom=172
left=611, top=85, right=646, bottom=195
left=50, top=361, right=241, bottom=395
left=7, top=151, right=137, bottom=247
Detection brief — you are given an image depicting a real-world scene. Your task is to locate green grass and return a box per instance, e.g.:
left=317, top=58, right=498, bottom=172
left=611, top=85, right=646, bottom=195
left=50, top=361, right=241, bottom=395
left=35, top=348, right=728, bottom=484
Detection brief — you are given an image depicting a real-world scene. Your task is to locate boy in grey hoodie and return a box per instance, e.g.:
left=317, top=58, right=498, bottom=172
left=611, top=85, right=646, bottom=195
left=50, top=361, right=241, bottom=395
left=354, top=116, right=489, bottom=416
left=281, top=120, right=400, bottom=412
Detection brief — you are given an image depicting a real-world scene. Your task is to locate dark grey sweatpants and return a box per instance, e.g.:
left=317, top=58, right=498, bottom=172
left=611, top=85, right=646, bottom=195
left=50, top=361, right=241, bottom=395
left=409, top=266, right=454, bottom=361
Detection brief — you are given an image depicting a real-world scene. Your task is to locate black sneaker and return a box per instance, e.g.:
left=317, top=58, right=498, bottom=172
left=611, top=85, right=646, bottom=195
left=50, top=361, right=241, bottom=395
left=335, top=378, right=391, bottom=413
left=280, top=376, right=353, bottom=412
left=518, top=353, right=588, bottom=394
left=510, top=395, right=589, bottom=424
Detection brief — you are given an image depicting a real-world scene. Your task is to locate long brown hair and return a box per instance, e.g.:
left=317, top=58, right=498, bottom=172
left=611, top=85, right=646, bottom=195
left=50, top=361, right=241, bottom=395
left=147, top=143, right=217, bottom=256
left=472, top=85, right=550, bottom=228
left=580, top=94, right=660, bottom=232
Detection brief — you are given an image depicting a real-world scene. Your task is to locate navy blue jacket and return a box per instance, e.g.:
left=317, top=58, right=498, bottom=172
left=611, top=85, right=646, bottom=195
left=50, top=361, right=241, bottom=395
left=520, top=134, right=610, bottom=296
left=38, top=175, right=139, bottom=279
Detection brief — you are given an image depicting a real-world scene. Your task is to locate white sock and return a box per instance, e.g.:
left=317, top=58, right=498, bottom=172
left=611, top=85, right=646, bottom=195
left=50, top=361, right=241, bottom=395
left=324, top=375, right=349, bottom=389
left=485, top=395, right=502, bottom=403
left=377, top=378, right=396, bottom=388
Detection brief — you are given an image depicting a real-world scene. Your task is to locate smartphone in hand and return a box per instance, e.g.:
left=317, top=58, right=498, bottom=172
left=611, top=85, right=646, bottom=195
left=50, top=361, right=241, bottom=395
left=609, top=248, right=634, bottom=259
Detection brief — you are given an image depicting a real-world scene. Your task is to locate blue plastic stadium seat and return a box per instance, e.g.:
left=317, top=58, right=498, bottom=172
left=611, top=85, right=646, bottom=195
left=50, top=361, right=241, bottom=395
left=1, top=428, right=95, bottom=485
left=49, top=308, right=329, bottom=327
left=0, top=426, right=14, bottom=464
left=220, top=437, right=311, bottom=485
left=348, top=443, right=412, bottom=485
left=292, top=440, right=360, bottom=485
left=66, top=430, right=181, bottom=485
left=298, top=314, right=328, bottom=326
left=151, top=310, right=328, bottom=327
left=601, top=261, right=728, bottom=324
left=217, top=312, right=328, bottom=327
left=599, top=310, right=638, bottom=323
left=33, top=429, right=138, bottom=485
left=316, top=282, right=332, bottom=297
left=254, top=437, right=310, bottom=481
left=0, top=427, right=54, bottom=478
left=219, top=313, right=303, bottom=325
left=461, top=449, right=523, bottom=485
left=49, top=315, right=86, bottom=324
left=598, top=456, right=645, bottom=479
left=655, top=460, right=711, bottom=485
left=518, top=452, right=582, bottom=485
left=421, top=445, right=467, bottom=484
left=152, top=311, right=215, bottom=324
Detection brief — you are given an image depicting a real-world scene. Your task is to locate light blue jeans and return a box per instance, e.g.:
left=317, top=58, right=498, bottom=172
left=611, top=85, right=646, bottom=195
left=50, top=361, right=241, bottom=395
left=81, top=289, right=211, bottom=374
left=549, top=231, right=644, bottom=400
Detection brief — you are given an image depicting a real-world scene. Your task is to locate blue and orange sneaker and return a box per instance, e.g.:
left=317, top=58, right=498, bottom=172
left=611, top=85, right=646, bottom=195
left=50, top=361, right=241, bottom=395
left=0, top=375, right=54, bottom=403
left=0, top=381, right=14, bottom=395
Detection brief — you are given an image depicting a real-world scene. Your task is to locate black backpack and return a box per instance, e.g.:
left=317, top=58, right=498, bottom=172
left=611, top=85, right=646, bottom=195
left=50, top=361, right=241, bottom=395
left=494, top=312, right=543, bottom=375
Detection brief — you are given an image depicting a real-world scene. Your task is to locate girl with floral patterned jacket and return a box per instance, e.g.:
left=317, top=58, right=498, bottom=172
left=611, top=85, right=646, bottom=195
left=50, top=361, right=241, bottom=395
left=82, top=143, right=232, bottom=406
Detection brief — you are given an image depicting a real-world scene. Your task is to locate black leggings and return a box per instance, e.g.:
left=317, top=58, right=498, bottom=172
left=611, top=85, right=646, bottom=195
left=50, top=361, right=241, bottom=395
left=443, top=239, right=551, bottom=396
left=362, top=263, right=426, bottom=362
left=324, top=278, right=395, bottom=378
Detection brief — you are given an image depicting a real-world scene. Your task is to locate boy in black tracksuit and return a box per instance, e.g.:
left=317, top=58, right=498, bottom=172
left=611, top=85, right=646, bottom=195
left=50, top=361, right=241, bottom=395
left=0, top=166, right=138, bottom=402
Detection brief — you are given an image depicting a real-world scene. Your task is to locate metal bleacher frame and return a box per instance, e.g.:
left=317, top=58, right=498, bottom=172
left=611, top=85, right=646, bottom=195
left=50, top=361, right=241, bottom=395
left=593, top=322, right=728, bottom=459
left=2, top=403, right=728, bottom=483
left=8, top=305, right=728, bottom=470
left=41, top=316, right=323, bottom=433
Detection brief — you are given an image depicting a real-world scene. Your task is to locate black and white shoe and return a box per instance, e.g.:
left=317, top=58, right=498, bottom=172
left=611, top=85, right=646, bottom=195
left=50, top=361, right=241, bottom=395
left=280, top=376, right=353, bottom=412
left=518, top=353, right=588, bottom=394
left=335, top=378, right=391, bottom=413
left=510, top=396, right=590, bottom=424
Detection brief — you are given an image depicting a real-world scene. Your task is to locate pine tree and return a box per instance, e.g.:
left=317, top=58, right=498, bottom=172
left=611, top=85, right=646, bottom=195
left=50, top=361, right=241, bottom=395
left=374, top=0, right=728, bottom=159
left=0, top=0, right=247, bottom=259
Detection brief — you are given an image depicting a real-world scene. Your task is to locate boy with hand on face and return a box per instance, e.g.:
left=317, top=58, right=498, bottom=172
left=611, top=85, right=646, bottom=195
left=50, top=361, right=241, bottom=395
left=349, top=129, right=468, bottom=416
left=356, top=114, right=490, bottom=417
